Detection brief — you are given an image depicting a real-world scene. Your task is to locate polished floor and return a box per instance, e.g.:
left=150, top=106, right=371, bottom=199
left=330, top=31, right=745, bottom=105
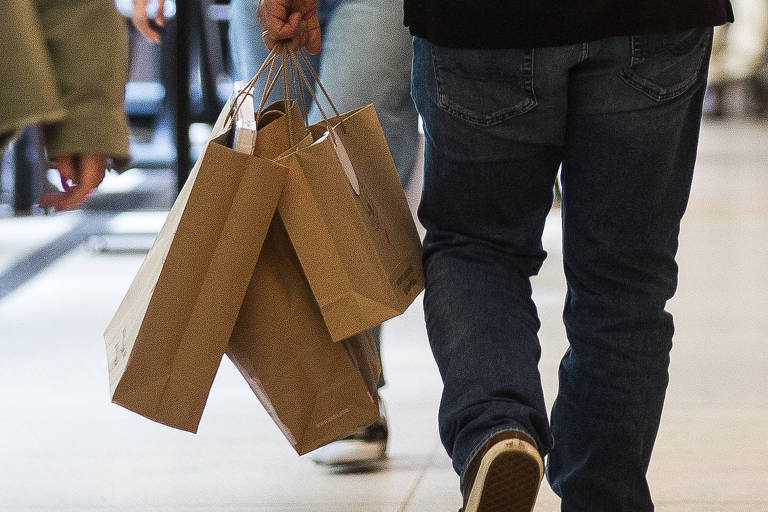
left=0, top=118, right=766, bottom=511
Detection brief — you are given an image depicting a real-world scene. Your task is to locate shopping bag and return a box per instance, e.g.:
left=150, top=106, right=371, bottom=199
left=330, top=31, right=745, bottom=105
left=223, top=87, right=380, bottom=453
left=226, top=215, right=381, bottom=455
left=229, top=47, right=424, bottom=342
left=104, top=101, right=288, bottom=433
left=275, top=103, right=424, bottom=341
left=252, top=100, right=308, bottom=158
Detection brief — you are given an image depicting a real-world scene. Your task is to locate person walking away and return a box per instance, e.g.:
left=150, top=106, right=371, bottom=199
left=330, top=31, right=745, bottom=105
left=258, top=0, right=734, bottom=510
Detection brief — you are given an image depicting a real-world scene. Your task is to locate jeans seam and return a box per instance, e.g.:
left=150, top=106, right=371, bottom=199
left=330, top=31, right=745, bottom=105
left=429, top=43, right=441, bottom=106
left=526, top=48, right=537, bottom=106
left=630, top=35, right=643, bottom=66
left=580, top=42, right=589, bottom=62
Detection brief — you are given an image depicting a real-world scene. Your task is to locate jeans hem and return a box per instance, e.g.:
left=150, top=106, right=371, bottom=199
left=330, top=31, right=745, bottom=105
left=458, top=422, right=534, bottom=479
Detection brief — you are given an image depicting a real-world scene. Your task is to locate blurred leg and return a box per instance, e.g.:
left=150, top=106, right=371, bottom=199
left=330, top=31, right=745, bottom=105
left=228, top=0, right=269, bottom=82
left=310, top=0, right=419, bottom=186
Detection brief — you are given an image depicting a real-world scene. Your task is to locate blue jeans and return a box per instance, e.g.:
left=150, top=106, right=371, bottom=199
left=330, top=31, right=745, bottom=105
left=228, top=0, right=418, bottom=186
left=412, top=28, right=713, bottom=511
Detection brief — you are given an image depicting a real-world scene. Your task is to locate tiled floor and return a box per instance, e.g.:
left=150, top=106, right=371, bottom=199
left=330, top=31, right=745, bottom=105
left=0, top=118, right=767, bottom=511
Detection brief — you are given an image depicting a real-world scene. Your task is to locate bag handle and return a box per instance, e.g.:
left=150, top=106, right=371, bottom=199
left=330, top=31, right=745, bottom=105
left=227, top=48, right=303, bottom=148
left=226, top=47, right=279, bottom=127
left=288, top=49, right=338, bottom=130
left=260, top=44, right=347, bottom=143
left=285, top=48, right=359, bottom=194
left=231, top=43, right=349, bottom=144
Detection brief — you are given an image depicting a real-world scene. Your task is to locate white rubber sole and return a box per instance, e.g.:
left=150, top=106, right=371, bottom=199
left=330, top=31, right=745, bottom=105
left=464, top=438, right=544, bottom=512
left=310, top=439, right=387, bottom=466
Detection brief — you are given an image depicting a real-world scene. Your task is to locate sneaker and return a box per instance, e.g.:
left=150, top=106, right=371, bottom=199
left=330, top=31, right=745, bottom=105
left=310, top=401, right=388, bottom=466
left=459, top=430, right=543, bottom=512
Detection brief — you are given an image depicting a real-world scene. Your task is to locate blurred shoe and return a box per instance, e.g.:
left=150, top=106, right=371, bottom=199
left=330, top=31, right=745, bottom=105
left=310, top=401, right=388, bottom=466
left=459, top=430, right=543, bottom=512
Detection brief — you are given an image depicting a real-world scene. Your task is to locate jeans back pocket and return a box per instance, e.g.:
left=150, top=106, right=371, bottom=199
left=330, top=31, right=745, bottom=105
left=619, top=27, right=713, bottom=102
left=431, top=45, right=537, bottom=127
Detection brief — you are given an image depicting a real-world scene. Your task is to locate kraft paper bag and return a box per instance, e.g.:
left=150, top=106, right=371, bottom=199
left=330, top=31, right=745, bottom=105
left=104, top=102, right=288, bottom=433
left=226, top=215, right=381, bottom=455
left=253, top=100, right=308, bottom=158
left=224, top=98, right=380, bottom=453
left=275, top=104, right=424, bottom=342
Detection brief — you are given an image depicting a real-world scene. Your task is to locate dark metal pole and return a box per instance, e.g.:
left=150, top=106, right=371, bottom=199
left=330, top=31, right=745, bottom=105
left=175, top=0, right=191, bottom=193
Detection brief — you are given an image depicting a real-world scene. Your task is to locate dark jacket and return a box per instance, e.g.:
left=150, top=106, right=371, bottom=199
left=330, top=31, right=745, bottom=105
left=404, top=0, right=735, bottom=48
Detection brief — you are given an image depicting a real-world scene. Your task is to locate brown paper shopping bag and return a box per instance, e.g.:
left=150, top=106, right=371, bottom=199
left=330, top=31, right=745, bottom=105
left=253, top=100, right=307, bottom=158
left=226, top=215, right=381, bottom=455
left=276, top=103, right=424, bottom=342
left=220, top=89, right=380, bottom=453
left=104, top=102, right=288, bottom=433
left=230, top=48, right=424, bottom=342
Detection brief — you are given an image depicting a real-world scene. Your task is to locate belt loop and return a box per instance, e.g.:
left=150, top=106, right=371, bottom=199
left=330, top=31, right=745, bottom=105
left=580, top=42, right=589, bottom=62
left=630, top=35, right=642, bottom=66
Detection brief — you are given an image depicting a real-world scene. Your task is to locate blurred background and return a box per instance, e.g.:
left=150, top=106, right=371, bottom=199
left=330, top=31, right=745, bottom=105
left=0, top=2, right=767, bottom=511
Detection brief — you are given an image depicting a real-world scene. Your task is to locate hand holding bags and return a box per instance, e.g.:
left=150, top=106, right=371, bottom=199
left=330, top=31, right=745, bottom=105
left=104, top=46, right=423, bottom=450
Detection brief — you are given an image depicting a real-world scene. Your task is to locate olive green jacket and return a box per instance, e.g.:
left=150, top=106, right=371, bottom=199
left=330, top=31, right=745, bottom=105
left=0, top=0, right=130, bottom=168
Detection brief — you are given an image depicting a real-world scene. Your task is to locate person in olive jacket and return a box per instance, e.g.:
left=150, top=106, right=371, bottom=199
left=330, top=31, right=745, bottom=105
left=0, top=0, right=131, bottom=210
